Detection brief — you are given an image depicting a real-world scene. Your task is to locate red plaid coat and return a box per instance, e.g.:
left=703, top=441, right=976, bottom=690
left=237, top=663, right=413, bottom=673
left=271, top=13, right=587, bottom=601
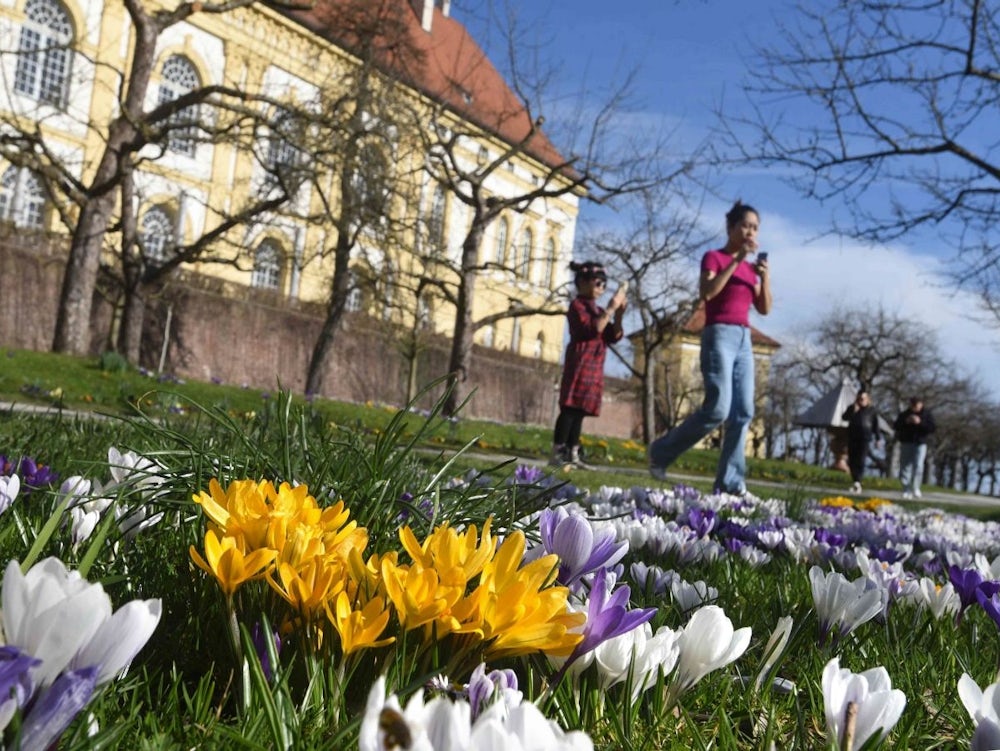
left=558, top=296, right=623, bottom=416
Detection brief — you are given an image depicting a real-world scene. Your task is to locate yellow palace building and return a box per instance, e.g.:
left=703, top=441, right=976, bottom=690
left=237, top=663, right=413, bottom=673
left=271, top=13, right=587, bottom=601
left=0, top=0, right=579, bottom=397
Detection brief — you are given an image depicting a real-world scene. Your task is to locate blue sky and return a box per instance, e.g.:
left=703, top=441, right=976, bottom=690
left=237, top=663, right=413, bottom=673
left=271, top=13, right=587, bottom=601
left=455, top=0, right=1000, bottom=399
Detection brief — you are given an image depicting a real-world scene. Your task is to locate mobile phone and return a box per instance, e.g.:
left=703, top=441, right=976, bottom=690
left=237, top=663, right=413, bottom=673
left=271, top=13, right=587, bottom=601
left=757, top=252, right=768, bottom=262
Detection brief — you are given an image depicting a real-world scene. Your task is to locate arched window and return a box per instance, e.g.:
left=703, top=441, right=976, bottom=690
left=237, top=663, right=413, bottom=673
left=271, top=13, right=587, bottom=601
left=140, top=204, right=175, bottom=263
left=511, top=318, right=522, bottom=353
left=251, top=240, right=282, bottom=290
left=517, top=228, right=532, bottom=278
left=349, top=142, right=389, bottom=229
left=494, top=216, right=508, bottom=267
left=345, top=269, right=364, bottom=313
left=427, top=184, right=446, bottom=256
left=533, top=332, right=544, bottom=359
left=482, top=324, right=495, bottom=348
left=0, top=166, right=47, bottom=228
left=266, top=109, right=300, bottom=174
left=542, top=237, right=557, bottom=288
left=14, top=0, right=73, bottom=107
left=157, top=55, right=200, bottom=156
left=417, top=296, right=432, bottom=330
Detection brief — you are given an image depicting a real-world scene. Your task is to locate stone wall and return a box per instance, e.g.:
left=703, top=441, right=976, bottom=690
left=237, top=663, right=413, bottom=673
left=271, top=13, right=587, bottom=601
left=0, top=235, right=641, bottom=439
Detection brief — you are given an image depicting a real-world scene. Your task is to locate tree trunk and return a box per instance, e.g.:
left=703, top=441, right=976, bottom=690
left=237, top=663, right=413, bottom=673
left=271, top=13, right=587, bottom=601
left=305, top=234, right=353, bottom=395
left=118, top=286, right=146, bottom=363
left=443, top=226, right=484, bottom=416
left=641, top=348, right=657, bottom=444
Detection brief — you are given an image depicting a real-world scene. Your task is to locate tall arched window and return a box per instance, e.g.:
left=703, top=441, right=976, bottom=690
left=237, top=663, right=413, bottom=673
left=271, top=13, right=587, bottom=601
left=266, top=108, right=300, bottom=174
left=511, top=318, right=522, bottom=353
left=517, top=228, right=532, bottom=278
left=533, top=332, right=544, bottom=359
left=0, top=166, right=47, bottom=228
left=251, top=240, right=282, bottom=290
left=494, top=217, right=508, bottom=267
left=157, top=55, right=200, bottom=156
left=427, top=184, right=446, bottom=255
left=542, top=237, right=557, bottom=288
left=482, top=324, right=495, bottom=348
left=14, top=0, right=73, bottom=107
left=350, top=142, right=389, bottom=229
left=140, top=205, right=175, bottom=264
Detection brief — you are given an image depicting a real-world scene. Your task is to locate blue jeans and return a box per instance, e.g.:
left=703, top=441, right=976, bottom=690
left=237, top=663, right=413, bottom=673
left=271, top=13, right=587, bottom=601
left=648, top=324, right=755, bottom=494
left=899, top=442, right=927, bottom=495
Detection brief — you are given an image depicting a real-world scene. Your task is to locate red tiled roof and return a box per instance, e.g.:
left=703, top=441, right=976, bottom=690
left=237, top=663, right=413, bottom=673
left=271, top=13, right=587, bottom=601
left=682, top=304, right=781, bottom=349
left=283, top=0, right=569, bottom=171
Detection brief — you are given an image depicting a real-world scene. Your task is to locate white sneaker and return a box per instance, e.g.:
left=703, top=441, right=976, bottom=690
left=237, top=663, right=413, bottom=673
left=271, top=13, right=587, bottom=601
left=649, top=465, right=668, bottom=481
left=902, top=492, right=913, bottom=500
left=850, top=481, right=862, bottom=493
left=913, top=489, right=922, bottom=499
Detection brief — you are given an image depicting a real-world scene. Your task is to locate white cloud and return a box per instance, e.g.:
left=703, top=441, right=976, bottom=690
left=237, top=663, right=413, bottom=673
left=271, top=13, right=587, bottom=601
left=753, top=211, right=1000, bottom=398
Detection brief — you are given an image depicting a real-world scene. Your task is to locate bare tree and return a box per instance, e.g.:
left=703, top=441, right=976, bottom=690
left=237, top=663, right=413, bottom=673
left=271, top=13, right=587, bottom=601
left=0, top=0, right=311, bottom=359
left=413, top=14, right=693, bottom=416
left=718, top=0, right=1000, bottom=319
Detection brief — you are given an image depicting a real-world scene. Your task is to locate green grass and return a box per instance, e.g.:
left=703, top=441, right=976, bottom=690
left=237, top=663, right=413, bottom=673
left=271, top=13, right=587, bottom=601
left=0, top=346, right=987, bottom=513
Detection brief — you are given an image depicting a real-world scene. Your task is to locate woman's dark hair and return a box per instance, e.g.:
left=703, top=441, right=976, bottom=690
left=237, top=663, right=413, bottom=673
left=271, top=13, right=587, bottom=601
left=725, top=200, right=759, bottom=231
left=569, top=260, right=607, bottom=282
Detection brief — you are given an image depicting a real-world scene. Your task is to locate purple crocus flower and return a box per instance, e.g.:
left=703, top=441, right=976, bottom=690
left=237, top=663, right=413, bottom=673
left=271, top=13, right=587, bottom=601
left=976, top=582, right=1000, bottom=632
left=0, top=645, right=40, bottom=717
left=18, top=666, right=97, bottom=751
left=685, top=508, right=717, bottom=538
left=251, top=622, right=282, bottom=682
left=466, top=663, right=520, bottom=721
left=539, top=508, right=628, bottom=590
left=558, top=568, right=657, bottom=679
left=814, top=529, right=847, bottom=548
left=513, top=464, right=545, bottom=485
left=948, top=565, right=987, bottom=616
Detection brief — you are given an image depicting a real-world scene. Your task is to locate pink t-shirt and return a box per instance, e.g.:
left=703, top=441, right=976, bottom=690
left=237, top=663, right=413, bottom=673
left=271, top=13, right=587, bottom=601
left=702, top=249, right=758, bottom=327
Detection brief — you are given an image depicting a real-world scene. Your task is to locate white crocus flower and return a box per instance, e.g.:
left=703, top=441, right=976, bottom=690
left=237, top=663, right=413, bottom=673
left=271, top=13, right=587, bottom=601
left=809, top=566, right=883, bottom=644
left=822, top=658, right=906, bottom=750
left=673, top=605, right=751, bottom=692
left=755, top=616, right=794, bottom=691
left=958, top=673, right=1000, bottom=729
left=0, top=473, right=20, bottom=514
left=670, top=578, right=718, bottom=613
left=916, top=578, right=961, bottom=620
left=1, top=558, right=161, bottom=689
left=107, top=448, right=167, bottom=538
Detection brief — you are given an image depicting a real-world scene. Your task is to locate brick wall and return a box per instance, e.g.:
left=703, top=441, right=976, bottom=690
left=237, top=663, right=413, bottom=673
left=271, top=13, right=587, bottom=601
left=0, top=236, right=641, bottom=439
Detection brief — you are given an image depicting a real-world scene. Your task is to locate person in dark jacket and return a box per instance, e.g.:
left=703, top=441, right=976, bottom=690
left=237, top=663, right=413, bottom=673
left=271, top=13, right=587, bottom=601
left=894, top=396, right=936, bottom=499
left=842, top=389, right=880, bottom=493
left=551, top=261, right=626, bottom=468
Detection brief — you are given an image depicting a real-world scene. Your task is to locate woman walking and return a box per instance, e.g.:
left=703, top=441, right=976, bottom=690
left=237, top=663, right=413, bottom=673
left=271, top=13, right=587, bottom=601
left=648, top=201, right=772, bottom=494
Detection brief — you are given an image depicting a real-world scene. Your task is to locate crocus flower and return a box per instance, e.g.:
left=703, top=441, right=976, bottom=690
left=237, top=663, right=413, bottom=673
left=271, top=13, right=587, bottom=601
left=949, top=565, right=988, bottom=619
left=672, top=605, right=751, bottom=692
left=809, top=566, right=882, bottom=646
left=18, top=666, right=97, bottom=751
left=0, top=473, right=19, bottom=514
left=0, top=646, right=39, bottom=731
left=822, top=658, right=906, bottom=750
left=960, top=672, right=1000, bottom=715
left=915, top=577, right=961, bottom=620
left=562, top=568, right=656, bottom=669
left=466, top=663, right=522, bottom=721
left=537, top=508, right=628, bottom=590
left=976, top=582, right=1000, bottom=632
left=1, top=557, right=162, bottom=689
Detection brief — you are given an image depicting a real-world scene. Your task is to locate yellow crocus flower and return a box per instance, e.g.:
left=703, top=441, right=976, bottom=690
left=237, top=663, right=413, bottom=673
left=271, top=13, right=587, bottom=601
left=189, top=529, right=277, bottom=598
left=327, top=591, right=395, bottom=654
left=399, top=519, right=494, bottom=581
left=267, top=557, right=347, bottom=622
left=380, top=558, right=463, bottom=633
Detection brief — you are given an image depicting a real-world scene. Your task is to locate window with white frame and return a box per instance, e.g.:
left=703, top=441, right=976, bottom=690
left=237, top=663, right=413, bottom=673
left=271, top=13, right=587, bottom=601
left=14, top=0, right=73, bottom=107
left=517, top=228, right=532, bottom=279
left=139, top=204, right=175, bottom=264
left=533, top=332, right=544, bottom=359
left=482, top=324, right=495, bottom=348
left=265, top=109, right=300, bottom=174
left=511, top=317, right=522, bottom=353
left=157, top=55, right=200, bottom=156
left=0, top=166, right=47, bottom=228
left=251, top=240, right=282, bottom=290
left=427, top=184, right=446, bottom=256
left=349, top=142, right=389, bottom=229
left=417, top=295, right=432, bottom=330
left=345, top=270, right=364, bottom=313
left=494, top=216, right=508, bottom=267
left=543, top=237, right=556, bottom=288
